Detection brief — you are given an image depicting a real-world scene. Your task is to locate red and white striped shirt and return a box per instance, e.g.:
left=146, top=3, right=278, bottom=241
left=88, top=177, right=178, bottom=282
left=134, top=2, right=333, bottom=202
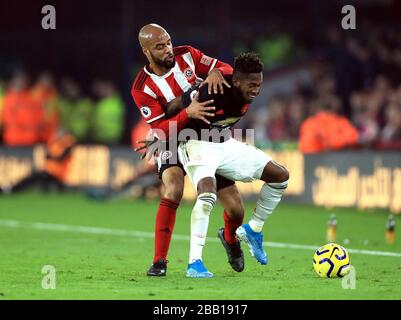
left=131, top=45, right=233, bottom=137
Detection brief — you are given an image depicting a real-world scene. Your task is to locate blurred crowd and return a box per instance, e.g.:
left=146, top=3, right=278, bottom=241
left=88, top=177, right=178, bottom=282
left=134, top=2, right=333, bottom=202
left=0, top=71, right=125, bottom=146
left=245, top=28, right=401, bottom=152
left=1, top=28, right=401, bottom=153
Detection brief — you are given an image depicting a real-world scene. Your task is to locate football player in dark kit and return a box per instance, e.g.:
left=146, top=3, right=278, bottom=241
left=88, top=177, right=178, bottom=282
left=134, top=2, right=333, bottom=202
left=166, top=53, right=289, bottom=277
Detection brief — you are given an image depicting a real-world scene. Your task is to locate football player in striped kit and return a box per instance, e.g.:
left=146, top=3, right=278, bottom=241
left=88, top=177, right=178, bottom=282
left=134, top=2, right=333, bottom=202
left=132, top=24, right=246, bottom=277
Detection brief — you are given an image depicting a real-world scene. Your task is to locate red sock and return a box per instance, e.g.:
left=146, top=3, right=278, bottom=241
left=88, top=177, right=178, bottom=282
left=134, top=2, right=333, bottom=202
left=153, top=198, right=179, bottom=263
left=223, top=210, right=244, bottom=245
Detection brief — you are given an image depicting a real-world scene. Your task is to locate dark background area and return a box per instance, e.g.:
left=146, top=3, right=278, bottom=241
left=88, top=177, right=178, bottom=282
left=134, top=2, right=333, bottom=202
left=1, top=0, right=401, bottom=144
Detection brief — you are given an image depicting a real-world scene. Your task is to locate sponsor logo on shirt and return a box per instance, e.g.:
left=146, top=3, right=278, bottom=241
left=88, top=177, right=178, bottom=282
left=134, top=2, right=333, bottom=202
left=200, top=55, right=213, bottom=66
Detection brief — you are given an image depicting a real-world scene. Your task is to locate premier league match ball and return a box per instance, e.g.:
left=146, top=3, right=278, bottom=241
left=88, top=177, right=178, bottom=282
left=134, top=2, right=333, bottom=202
left=313, top=243, right=351, bottom=278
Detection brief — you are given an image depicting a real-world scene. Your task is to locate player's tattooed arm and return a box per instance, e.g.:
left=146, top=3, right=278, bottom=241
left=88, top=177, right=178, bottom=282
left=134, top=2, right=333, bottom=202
left=165, top=82, right=201, bottom=117
left=166, top=83, right=215, bottom=122
left=166, top=89, right=215, bottom=125
left=165, top=96, right=185, bottom=117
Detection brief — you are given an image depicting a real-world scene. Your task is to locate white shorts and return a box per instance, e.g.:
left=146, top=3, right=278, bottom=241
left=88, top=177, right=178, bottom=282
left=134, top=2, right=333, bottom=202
left=178, top=138, right=271, bottom=188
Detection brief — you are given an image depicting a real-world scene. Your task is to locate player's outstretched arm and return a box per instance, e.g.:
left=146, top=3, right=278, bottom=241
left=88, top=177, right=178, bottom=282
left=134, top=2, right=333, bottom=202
left=185, top=46, right=233, bottom=95
left=165, top=96, right=185, bottom=117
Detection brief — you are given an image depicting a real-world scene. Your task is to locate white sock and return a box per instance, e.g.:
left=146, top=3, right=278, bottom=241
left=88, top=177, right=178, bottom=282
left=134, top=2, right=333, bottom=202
left=189, top=192, right=217, bottom=263
left=249, top=181, right=288, bottom=233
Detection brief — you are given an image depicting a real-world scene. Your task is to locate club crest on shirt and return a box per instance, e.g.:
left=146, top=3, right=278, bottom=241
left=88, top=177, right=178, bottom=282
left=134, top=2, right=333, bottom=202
left=184, top=68, right=194, bottom=79
left=161, top=150, right=173, bottom=161
left=140, top=106, right=151, bottom=118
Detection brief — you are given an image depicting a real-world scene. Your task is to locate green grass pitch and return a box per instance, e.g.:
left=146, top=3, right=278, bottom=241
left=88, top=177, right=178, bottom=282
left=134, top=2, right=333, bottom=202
left=1, top=192, right=400, bottom=300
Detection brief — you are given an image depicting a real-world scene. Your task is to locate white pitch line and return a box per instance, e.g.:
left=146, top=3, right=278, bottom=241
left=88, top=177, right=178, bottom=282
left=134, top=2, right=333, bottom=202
left=1, top=219, right=401, bottom=257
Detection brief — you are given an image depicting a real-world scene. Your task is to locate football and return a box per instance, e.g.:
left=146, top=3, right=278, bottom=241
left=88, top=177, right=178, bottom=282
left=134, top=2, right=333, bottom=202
left=313, top=243, right=351, bottom=278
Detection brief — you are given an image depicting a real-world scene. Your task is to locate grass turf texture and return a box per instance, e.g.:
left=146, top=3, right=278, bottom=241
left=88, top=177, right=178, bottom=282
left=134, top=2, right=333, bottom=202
left=1, top=192, right=400, bottom=300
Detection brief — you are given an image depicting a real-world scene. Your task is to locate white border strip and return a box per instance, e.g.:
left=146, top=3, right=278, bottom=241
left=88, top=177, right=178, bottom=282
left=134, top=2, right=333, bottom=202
left=208, top=58, right=218, bottom=73
left=146, top=112, right=165, bottom=124
left=1, top=219, right=400, bottom=257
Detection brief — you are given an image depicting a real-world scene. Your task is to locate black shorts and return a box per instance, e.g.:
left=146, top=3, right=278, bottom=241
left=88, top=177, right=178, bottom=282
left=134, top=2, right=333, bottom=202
left=157, top=155, right=235, bottom=192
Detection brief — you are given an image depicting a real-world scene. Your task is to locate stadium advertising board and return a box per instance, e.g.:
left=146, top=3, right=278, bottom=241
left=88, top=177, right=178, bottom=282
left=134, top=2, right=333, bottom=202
left=0, top=146, right=399, bottom=213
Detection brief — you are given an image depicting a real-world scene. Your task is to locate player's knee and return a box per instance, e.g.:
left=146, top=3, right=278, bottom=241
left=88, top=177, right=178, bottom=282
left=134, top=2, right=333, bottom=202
left=197, top=177, right=217, bottom=195
left=278, top=166, right=290, bottom=183
left=161, top=166, right=185, bottom=202
left=269, top=166, right=289, bottom=184
left=261, top=161, right=290, bottom=184
left=164, top=181, right=184, bottom=203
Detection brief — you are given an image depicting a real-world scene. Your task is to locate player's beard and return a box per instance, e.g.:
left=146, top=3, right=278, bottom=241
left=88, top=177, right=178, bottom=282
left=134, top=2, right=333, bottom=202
left=151, top=52, right=175, bottom=69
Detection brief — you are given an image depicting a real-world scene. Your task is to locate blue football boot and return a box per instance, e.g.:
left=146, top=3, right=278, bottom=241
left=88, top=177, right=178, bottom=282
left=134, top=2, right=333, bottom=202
left=235, top=224, right=267, bottom=265
left=186, top=259, right=214, bottom=278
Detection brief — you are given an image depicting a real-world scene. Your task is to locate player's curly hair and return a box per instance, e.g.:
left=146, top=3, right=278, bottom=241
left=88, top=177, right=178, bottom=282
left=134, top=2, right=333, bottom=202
left=234, top=52, right=263, bottom=74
